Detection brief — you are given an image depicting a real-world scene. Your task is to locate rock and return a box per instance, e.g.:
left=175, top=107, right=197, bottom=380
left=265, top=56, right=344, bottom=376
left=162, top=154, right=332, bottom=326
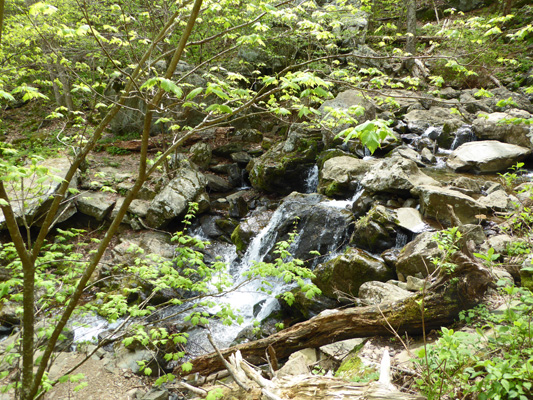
left=406, top=275, right=425, bottom=291
left=450, top=176, right=482, bottom=195
left=351, top=205, right=398, bottom=253
left=358, top=281, right=412, bottom=305
left=276, top=350, right=314, bottom=377
left=392, top=146, right=425, bottom=167
left=451, top=125, right=477, bottom=149
left=320, top=338, right=366, bottom=363
left=480, top=234, right=520, bottom=254
left=145, top=165, right=209, bottom=228
left=446, top=141, right=531, bottom=173
left=313, top=247, right=395, bottom=299
left=317, top=156, right=373, bottom=197
left=521, top=256, right=533, bottom=291
left=141, top=390, right=169, bottom=400
left=0, top=301, right=20, bottom=327
left=115, top=345, right=155, bottom=375
left=231, top=211, right=274, bottom=252
left=0, top=158, right=77, bottom=230
left=247, top=193, right=354, bottom=265
left=448, top=0, right=496, bottom=13
left=76, top=192, right=116, bottom=221
left=396, top=231, right=442, bottom=278
left=205, top=173, right=234, bottom=192
left=472, top=110, right=533, bottom=148
left=414, top=185, right=486, bottom=225
left=478, top=189, right=516, bottom=212
left=487, top=88, right=533, bottom=114
left=318, top=90, right=376, bottom=135
left=113, top=231, right=175, bottom=265
left=226, top=191, right=249, bottom=219
left=231, top=151, right=252, bottom=165
left=361, top=155, right=439, bottom=195
left=421, top=147, right=436, bottom=163
left=396, top=225, right=485, bottom=278
left=189, top=142, right=212, bottom=169
left=280, top=289, right=340, bottom=320
left=248, top=125, right=323, bottom=194
left=403, top=107, right=464, bottom=135
left=396, top=207, right=428, bottom=233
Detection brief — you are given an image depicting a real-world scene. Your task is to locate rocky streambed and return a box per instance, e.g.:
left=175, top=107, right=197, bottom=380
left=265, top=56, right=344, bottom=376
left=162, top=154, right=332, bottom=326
left=2, top=86, right=533, bottom=398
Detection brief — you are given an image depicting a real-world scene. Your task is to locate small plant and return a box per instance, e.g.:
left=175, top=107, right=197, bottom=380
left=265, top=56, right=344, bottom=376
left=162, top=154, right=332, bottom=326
left=499, top=162, right=524, bottom=188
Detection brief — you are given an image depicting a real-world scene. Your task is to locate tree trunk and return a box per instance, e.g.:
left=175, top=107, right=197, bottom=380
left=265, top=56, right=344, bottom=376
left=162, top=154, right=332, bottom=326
left=0, top=0, right=5, bottom=45
left=405, top=0, right=417, bottom=70
left=502, top=0, right=513, bottom=15
left=183, top=252, right=492, bottom=377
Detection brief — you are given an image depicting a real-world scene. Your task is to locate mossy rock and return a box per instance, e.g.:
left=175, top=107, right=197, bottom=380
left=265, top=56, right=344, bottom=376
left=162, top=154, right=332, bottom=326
left=351, top=205, right=399, bottom=252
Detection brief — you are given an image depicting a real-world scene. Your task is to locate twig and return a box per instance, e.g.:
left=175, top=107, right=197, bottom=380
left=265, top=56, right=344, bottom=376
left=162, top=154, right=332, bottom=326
left=207, top=333, right=250, bottom=391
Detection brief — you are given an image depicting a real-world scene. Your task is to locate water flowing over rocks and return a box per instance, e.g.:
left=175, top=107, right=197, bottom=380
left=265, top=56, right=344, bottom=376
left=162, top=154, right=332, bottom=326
left=446, top=140, right=532, bottom=173
left=402, top=107, right=464, bottom=135
left=318, top=156, right=374, bottom=197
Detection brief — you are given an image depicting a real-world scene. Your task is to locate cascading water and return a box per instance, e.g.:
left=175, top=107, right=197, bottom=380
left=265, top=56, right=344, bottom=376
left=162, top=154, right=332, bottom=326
left=304, top=164, right=319, bottom=193
left=451, top=125, right=477, bottom=150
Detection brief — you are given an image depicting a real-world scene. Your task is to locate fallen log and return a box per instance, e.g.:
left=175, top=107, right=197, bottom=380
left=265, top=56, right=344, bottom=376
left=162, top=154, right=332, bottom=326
left=180, top=246, right=492, bottom=377
left=366, top=35, right=445, bottom=44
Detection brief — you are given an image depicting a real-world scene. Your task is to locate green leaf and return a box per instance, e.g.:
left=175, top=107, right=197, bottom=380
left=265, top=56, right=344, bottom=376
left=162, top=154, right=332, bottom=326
left=0, top=90, right=15, bottom=102
left=181, top=362, right=193, bottom=372
left=186, top=87, right=203, bottom=100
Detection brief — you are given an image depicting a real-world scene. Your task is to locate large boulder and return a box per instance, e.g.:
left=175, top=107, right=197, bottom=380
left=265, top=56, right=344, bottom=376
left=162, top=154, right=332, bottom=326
left=472, top=110, right=533, bottom=148
left=351, top=205, right=399, bottom=253
left=402, top=107, right=464, bottom=135
left=317, top=156, right=373, bottom=197
left=145, top=165, right=209, bottom=228
left=231, top=211, right=274, bottom=253
left=446, top=141, right=531, bottom=173
left=360, top=155, right=439, bottom=195
left=248, top=126, right=323, bottom=194
left=241, top=193, right=354, bottom=266
left=0, top=157, right=77, bottom=230
left=313, top=247, right=395, bottom=299
left=414, top=185, right=486, bottom=225
left=318, top=90, right=376, bottom=135
left=76, top=192, right=116, bottom=221
left=396, top=231, right=442, bottom=279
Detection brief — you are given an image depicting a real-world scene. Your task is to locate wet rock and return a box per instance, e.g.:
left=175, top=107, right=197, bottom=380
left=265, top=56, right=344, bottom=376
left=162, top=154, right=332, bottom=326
left=351, top=205, right=398, bottom=253
left=318, top=156, right=373, bottom=197
left=472, top=110, right=533, bottom=148
left=313, top=247, right=395, bottom=299
left=421, top=147, right=436, bottom=164
left=403, top=107, right=463, bottom=135
left=145, top=165, right=209, bottom=228
left=447, top=141, right=531, bottom=173
left=414, top=184, right=486, bottom=225
left=358, top=281, right=412, bottom=305
left=231, top=211, right=274, bottom=252
left=76, top=192, right=116, bottom=221
left=392, top=146, right=425, bottom=167
left=248, top=125, right=323, bottom=194
left=189, top=142, right=212, bottom=169
left=450, top=176, right=482, bottom=195
left=361, top=155, right=439, bottom=195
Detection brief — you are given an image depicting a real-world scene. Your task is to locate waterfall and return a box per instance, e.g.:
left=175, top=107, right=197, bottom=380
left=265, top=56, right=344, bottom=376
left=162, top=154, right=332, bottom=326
left=304, top=164, right=319, bottom=193
left=451, top=125, right=476, bottom=150
left=394, top=231, right=409, bottom=249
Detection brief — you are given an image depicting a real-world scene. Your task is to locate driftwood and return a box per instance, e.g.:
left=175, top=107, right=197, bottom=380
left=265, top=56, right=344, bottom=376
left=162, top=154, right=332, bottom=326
left=210, top=350, right=426, bottom=400
left=180, top=247, right=492, bottom=377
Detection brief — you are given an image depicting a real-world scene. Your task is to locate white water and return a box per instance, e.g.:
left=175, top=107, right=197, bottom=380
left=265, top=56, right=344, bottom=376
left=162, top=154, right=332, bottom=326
left=304, top=165, right=319, bottom=193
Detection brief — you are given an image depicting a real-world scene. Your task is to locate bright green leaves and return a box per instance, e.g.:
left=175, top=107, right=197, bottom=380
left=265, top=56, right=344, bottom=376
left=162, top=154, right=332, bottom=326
left=29, top=2, right=58, bottom=16
left=11, top=85, right=49, bottom=102
left=335, top=119, right=395, bottom=154
left=141, top=78, right=183, bottom=98
left=0, top=90, right=15, bottom=102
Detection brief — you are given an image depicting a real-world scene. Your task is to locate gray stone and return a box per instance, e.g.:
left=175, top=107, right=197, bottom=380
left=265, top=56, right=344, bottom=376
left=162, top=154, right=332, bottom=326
left=231, top=211, right=274, bottom=252
left=205, top=174, right=233, bottom=192
left=361, top=155, right=439, bottom=194
left=115, top=345, right=155, bottom=375
left=318, top=156, right=374, bottom=197
left=226, top=191, right=249, bottom=219
left=403, top=107, right=464, bottom=135
left=478, top=189, right=516, bottom=212
left=358, top=281, right=412, bottom=305
left=0, top=158, right=77, bottom=230
left=396, top=207, right=428, bottom=233
left=421, top=147, right=436, bottom=164
left=145, top=166, right=209, bottom=228
left=313, top=247, right=395, bottom=299
left=231, top=151, right=252, bottom=165
left=141, top=390, right=169, bottom=400
left=276, top=351, right=312, bottom=377
left=318, top=90, right=376, bottom=134
left=450, top=176, right=482, bottom=195
left=414, top=185, right=486, bottom=225
left=320, top=338, right=365, bottom=362
left=406, top=276, right=425, bottom=291
left=76, top=192, right=116, bottom=221
left=393, top=146, right=425, bottom=167
left=472, top=110, right=533, bottom=148
left=396, top=231, right=442, bottom=278
left=447, top=141, right=531, bottom=173
left=189, top=142, right=212, bottom=169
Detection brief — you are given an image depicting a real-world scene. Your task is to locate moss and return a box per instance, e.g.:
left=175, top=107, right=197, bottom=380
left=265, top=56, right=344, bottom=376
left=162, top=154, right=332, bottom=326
left=231, top=225, right=247, bottom=253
